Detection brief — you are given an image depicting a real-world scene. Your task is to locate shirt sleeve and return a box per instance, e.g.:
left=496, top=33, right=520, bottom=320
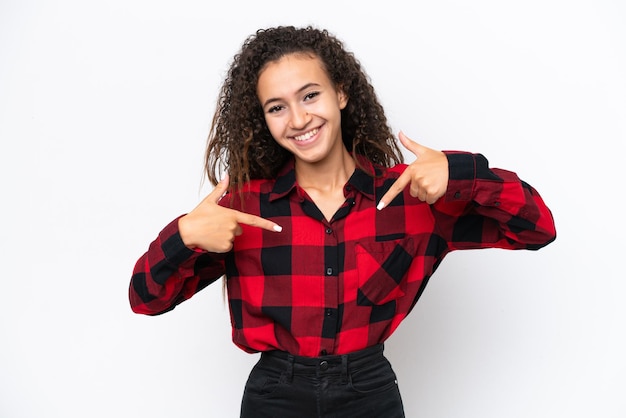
left=431, top=151, right=557, bottom=251
left=128, top=216, right=226, bottom=315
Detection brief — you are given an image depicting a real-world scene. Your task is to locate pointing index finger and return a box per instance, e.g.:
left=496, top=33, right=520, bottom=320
left=377, top=168, right=412, bottom=210
left=378, top=131, right=420, bottom=210
left=235, top=211, right=283, bottom=233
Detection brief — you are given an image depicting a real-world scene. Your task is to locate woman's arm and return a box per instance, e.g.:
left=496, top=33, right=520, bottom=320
left=432, top=151, right=557, bottom=251
left=128, top=216, right=226, bottom=315
left=379, top=131, right=556, bottom=251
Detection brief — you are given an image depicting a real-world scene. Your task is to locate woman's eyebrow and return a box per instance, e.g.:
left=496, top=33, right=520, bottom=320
left=262, top=82, right=321, bottom=108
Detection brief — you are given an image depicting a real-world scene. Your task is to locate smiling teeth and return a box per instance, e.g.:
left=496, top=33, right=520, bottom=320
left=294, top=129, right=318, bottom=141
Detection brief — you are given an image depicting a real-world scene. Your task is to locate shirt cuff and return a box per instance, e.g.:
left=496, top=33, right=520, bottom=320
left=444, top=151, right=476, bottom=202
left=159, top=215, right=197, bottom=265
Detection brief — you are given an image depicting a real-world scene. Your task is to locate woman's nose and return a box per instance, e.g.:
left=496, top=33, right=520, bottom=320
left=290, top=106, right=311, bottom=129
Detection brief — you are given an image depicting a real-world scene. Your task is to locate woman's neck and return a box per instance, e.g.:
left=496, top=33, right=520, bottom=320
left=294, top=147, right=356, bottom=221
left=295, top=146, right=355, bottom=192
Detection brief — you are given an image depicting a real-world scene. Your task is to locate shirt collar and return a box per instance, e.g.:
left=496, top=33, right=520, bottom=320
left=268, top=155, right=380, bottom=202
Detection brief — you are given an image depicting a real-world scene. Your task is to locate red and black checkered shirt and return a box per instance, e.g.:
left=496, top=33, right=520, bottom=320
left=130, top=152, right=556, bottom=357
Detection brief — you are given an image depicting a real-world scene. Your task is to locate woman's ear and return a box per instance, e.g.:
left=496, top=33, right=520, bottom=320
left=337, top=86, right=348, bottom=110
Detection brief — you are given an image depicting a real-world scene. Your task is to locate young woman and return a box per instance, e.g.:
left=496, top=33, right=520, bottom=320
left=129, top=26, right=556, bottom=417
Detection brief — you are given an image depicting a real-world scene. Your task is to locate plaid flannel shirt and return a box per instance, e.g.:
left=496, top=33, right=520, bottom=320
left=130, top=152, right=556, bottom=357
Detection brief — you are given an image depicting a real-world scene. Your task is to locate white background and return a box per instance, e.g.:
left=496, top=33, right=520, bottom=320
left=1, top=0, right=624, bottom=417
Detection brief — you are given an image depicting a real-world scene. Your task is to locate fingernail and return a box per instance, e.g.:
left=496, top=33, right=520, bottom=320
left=273, top=224, right=283, bottom=232
left=377, top=201, right=385, bottom=210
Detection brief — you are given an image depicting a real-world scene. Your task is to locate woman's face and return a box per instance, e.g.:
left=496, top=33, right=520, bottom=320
left=256, top=53, right=348, bottom=167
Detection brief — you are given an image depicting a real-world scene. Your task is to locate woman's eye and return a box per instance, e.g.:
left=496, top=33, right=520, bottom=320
left=304, top=91, right=320, bottom=101
left=267, top=105, right=284, bottom=114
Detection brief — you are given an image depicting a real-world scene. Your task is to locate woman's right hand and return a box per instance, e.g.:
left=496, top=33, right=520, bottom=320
left=178, top=174, right=282, bottom=253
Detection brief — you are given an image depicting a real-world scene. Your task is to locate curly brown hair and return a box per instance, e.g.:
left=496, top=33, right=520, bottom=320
left=205, top=25, right=404, bottom=190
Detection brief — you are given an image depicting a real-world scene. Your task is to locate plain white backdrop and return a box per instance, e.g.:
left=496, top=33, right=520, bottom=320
left=1, top=0, right=624, bottom=417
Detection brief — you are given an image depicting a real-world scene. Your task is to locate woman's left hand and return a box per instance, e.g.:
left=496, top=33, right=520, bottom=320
left=378, top=131, right=449, bottom=208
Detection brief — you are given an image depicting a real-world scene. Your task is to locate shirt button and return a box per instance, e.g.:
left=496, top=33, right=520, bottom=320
left=326, top=267, right=333, bottom=276
left=320, top=349, right=328, bottom=356
left=326, top=308, right=333, bottom=316
left=454, top=191, right=461, bottom=199
left=320, top=360, right=329, bottom=371
left=325, top=227, right=332, bottom=234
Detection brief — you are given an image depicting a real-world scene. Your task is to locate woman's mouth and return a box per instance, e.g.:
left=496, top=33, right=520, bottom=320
left=293, top=128, right=319, bottom=142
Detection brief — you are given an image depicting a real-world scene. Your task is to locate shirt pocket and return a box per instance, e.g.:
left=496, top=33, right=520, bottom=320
left=355, top=238, right=416, bottom=306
